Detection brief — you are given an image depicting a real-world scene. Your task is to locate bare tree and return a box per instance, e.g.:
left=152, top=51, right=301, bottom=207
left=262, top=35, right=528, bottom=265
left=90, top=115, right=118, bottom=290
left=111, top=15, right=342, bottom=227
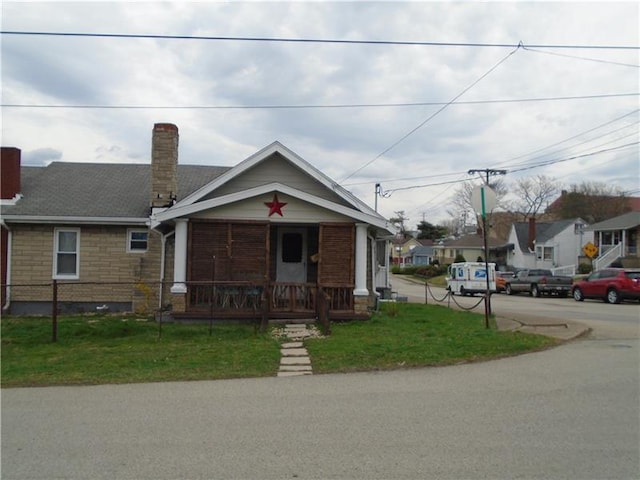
left=448, top=179, right=508, bottom=230
left=389, top=210, right=409, bottom=236
left=513, top=175, right=560, bottom=219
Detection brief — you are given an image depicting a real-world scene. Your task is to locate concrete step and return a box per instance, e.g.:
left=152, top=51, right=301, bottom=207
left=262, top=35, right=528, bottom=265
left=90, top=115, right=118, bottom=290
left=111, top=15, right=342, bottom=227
left=281, top=348, right=309, bottom=357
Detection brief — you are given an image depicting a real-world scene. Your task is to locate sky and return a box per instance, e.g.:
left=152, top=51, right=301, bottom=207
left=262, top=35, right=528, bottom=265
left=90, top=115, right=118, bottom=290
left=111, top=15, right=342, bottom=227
left=1, top=1, right=639, bottom=228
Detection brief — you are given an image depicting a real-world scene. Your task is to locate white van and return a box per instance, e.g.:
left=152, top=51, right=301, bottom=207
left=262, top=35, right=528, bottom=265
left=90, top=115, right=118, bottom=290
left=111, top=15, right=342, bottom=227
left=447, top=262, right=496, bottom=296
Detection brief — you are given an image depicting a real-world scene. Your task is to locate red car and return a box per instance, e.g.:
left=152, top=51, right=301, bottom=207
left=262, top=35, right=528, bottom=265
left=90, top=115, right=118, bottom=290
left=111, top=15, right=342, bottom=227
left=571, top=268, right=640, bottom=304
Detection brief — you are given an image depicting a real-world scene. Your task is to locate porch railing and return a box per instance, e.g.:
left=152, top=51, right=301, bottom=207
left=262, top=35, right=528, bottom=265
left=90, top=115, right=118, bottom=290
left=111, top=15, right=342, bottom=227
left=186, top=281, right=354, bottom=316
left=188, top=281, right=264, bottom=313
left=594, top=243, right=622, bottom=271
left=551, top=265, right=575, bottom=277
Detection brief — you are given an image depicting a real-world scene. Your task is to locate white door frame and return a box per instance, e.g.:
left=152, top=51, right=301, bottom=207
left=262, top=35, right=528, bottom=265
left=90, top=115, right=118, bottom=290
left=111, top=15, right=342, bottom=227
left=276, top=227, right=307, bottom=283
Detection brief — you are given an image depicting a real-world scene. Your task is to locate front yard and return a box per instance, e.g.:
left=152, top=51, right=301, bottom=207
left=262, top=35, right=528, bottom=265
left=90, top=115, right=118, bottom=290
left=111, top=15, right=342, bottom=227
left=1, top=303, right=557, bottom=387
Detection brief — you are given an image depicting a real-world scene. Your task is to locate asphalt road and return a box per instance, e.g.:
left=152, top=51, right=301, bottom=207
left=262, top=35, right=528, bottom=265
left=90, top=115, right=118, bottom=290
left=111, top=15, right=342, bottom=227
left=2, top=278, right=639, bottom=479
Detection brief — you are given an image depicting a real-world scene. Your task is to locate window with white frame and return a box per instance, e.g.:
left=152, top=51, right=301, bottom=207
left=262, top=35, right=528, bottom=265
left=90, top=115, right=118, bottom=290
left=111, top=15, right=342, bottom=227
left=535, top=245, right=554, bottom=261
left=127, top=230, right=149, bottom=252
left=54, top=228, right=80, bottom=279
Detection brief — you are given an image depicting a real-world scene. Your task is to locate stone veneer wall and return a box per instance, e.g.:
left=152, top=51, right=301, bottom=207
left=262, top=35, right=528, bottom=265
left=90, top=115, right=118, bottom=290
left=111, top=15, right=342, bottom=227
left=9, top=225, right=162, bottom=312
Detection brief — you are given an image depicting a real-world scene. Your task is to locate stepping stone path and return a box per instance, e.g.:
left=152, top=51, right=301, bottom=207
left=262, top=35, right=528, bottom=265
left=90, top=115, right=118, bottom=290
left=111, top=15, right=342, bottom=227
left=277, top=324, right=315, bottom=377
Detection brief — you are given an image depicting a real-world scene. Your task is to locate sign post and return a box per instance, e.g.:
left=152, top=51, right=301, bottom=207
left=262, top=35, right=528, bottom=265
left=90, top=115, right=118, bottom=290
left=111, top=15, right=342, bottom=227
left=471, top=185, right=496, bottom=329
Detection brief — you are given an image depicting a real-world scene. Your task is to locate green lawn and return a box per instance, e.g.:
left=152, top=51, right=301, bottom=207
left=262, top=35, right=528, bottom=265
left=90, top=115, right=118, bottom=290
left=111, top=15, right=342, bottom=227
left=307, top=303, right=557, bottom=373
left=1, top=305, right=558, bottom=387
left=1, top=316, right=281, bottom=387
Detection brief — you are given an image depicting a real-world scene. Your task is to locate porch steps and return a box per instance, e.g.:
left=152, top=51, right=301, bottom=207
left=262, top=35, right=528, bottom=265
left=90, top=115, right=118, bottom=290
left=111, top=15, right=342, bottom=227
left=277, top=324, right=314, bottom=377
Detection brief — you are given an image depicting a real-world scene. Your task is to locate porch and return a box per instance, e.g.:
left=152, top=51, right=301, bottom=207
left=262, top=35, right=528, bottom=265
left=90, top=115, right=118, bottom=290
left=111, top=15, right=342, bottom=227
left=172, top=280, right=362, bottom=322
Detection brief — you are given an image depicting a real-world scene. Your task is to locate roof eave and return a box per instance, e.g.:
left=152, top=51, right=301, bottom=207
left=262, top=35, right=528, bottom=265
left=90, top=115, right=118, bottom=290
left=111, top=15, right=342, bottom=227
left=1, top=215, right=150, bottom=226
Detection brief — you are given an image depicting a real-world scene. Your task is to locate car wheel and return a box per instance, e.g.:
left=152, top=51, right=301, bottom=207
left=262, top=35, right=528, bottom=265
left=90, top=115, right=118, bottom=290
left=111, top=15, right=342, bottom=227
left=460, top=286, right=466, bottom=296
left=531, top=284, right=541, bottom=298
left=573, top=288, right=584, bottom=302
left=505, top=284, right=513, bottom=295
left=607, top=288, right=622, bottom=304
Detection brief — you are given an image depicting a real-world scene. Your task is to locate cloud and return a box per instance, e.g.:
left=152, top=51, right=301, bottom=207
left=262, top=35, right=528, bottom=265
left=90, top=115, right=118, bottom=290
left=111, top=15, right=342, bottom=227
left=22, top=147, right=62, bottom=166
left=1, top=1, right=638, bottom=227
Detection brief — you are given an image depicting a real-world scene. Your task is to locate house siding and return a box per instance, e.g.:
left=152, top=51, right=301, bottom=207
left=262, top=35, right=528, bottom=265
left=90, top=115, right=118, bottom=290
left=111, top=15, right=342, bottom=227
left=9, top=225, right=162, bottom=309
left=206, top=153, right=352, bottom=208
left=192, top=193, right=351, bottom=224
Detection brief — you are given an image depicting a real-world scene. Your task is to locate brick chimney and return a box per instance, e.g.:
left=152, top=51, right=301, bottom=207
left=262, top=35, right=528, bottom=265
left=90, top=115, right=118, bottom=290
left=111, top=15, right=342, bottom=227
left=151, top=123, right=178, bottom=208
left=528, top=217, right=536, bottom=251
left=1, top=147, right=21, bottom=200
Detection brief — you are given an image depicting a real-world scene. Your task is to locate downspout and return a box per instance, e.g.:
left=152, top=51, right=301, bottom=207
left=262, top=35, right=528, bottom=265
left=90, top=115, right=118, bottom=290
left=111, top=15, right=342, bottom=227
left=1, top=220, right=12, bottom=312
left=151, top=228, right=175, bottom=309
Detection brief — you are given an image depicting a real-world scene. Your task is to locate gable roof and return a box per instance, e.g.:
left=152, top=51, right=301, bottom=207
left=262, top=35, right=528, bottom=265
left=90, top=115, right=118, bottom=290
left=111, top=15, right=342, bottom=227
left=436, top=234, right=502, bottom=249
left=154, top=141, right=392, bottom=231
left=512, top=219, right=581, bottom=252
left=585, top=211, right=640, bottom=231
left=1, top=163, right=229, bottom=223
left=407, top=245, right=434, bottom=257
left=171, top=141, right=380, bottom=218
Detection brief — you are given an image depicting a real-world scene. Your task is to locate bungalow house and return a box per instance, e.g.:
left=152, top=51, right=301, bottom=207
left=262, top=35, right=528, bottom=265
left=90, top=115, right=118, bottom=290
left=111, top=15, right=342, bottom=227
left=432, top=233, right=502, bottom=266
left=390, top=235, right=422, bottom=266
left=587, top=211, right=640, bottom=269
left=1, top=123, right=394, bottom=320
left=402, top=243, right=434, bottom=266
left=505, top=218, right=592, bottom=274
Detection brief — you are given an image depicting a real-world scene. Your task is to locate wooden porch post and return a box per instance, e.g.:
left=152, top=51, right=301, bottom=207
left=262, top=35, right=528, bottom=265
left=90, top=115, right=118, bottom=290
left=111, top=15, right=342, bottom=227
left=354, top=223, right=369, bottom=296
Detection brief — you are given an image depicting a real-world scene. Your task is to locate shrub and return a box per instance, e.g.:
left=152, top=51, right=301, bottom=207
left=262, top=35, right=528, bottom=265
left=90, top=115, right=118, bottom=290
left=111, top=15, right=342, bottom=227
left=578, top=263, right=592, bottom=274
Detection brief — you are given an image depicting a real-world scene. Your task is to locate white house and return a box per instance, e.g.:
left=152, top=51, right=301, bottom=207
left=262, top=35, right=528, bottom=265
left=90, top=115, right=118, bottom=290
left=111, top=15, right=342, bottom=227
left=506, top=218, right=592, bottom=273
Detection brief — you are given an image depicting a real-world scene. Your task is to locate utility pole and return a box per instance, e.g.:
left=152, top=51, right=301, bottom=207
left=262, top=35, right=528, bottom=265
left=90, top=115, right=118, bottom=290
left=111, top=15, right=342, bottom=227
left=468, top=169, right=507, bottom=326
left=468, top=168, right=507, bottom=186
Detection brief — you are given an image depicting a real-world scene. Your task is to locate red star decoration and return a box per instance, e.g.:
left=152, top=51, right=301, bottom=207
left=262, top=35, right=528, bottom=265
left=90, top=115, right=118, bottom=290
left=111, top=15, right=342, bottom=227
left=264, top=193, right=287, bottom=217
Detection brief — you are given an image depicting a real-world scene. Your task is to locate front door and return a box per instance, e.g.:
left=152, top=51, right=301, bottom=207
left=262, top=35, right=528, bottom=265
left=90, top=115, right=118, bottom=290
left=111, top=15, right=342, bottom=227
left=277, top=228, right=307, bottom=283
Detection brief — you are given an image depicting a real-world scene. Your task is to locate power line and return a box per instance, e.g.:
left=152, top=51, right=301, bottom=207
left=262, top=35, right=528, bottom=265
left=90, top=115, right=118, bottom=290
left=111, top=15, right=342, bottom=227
left=340, top=45, right=522, bottom=182
left=2, top=93, right=636, bottom=110
left=490, top=109, right=640, bottom=169
left=2, top=30, right=639, bottom=50
left=522, top=46, right=640, bottom=68
left=379, top=142, right=638, bottom=196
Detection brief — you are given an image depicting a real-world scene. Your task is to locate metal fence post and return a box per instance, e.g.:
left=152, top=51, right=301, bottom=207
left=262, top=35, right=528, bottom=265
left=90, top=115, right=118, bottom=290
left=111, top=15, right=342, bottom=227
left=52, top=280, right=58, bottom=342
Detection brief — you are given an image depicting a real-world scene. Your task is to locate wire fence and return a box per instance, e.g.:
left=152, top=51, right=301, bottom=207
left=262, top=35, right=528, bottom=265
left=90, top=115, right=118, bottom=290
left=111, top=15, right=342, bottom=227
left=1, top=279, right=336, bottom=342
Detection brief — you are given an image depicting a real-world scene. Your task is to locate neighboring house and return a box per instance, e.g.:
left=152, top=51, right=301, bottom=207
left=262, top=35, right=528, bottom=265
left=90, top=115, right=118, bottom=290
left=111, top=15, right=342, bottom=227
left=432, top=233, right=502, bottom=266
left=1, top=123, right=394, bottom=320
left=586, top=211, right=640, bottom=269
left=403, top=244, right=434, bottom=266
left=506, top=218, right=592, bottom=273
left=390, top=235, right=422, bottom=266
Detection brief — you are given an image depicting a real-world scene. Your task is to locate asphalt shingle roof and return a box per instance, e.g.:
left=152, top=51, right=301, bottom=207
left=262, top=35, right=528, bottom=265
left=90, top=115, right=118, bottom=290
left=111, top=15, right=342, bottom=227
left=512, top=219, right=579, bottom=251
left=1, top=163, right=230, bottom=219
left=585, top=211, right=640, bottom=231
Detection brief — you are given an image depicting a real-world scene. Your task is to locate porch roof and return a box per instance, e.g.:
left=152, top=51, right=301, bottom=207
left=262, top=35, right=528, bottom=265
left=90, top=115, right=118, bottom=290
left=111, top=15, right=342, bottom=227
left=152, top=182, right=393, bottom=232
left=585, top=211, right=640, bottom=232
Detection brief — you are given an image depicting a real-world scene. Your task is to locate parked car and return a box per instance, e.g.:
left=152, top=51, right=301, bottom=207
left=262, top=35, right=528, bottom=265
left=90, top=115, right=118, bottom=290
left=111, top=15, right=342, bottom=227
left=571, top=268, right=640, bottom=304
left=495, top=271, right=515, bottom=293
left=504, top=269, right=573, bottom=297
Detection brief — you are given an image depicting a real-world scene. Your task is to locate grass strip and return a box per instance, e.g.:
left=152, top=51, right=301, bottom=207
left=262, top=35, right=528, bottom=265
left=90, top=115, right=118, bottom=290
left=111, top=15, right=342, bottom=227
left=2, top=305, right=558, bottom=387
left=306, top=303, right=558, bottom=373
